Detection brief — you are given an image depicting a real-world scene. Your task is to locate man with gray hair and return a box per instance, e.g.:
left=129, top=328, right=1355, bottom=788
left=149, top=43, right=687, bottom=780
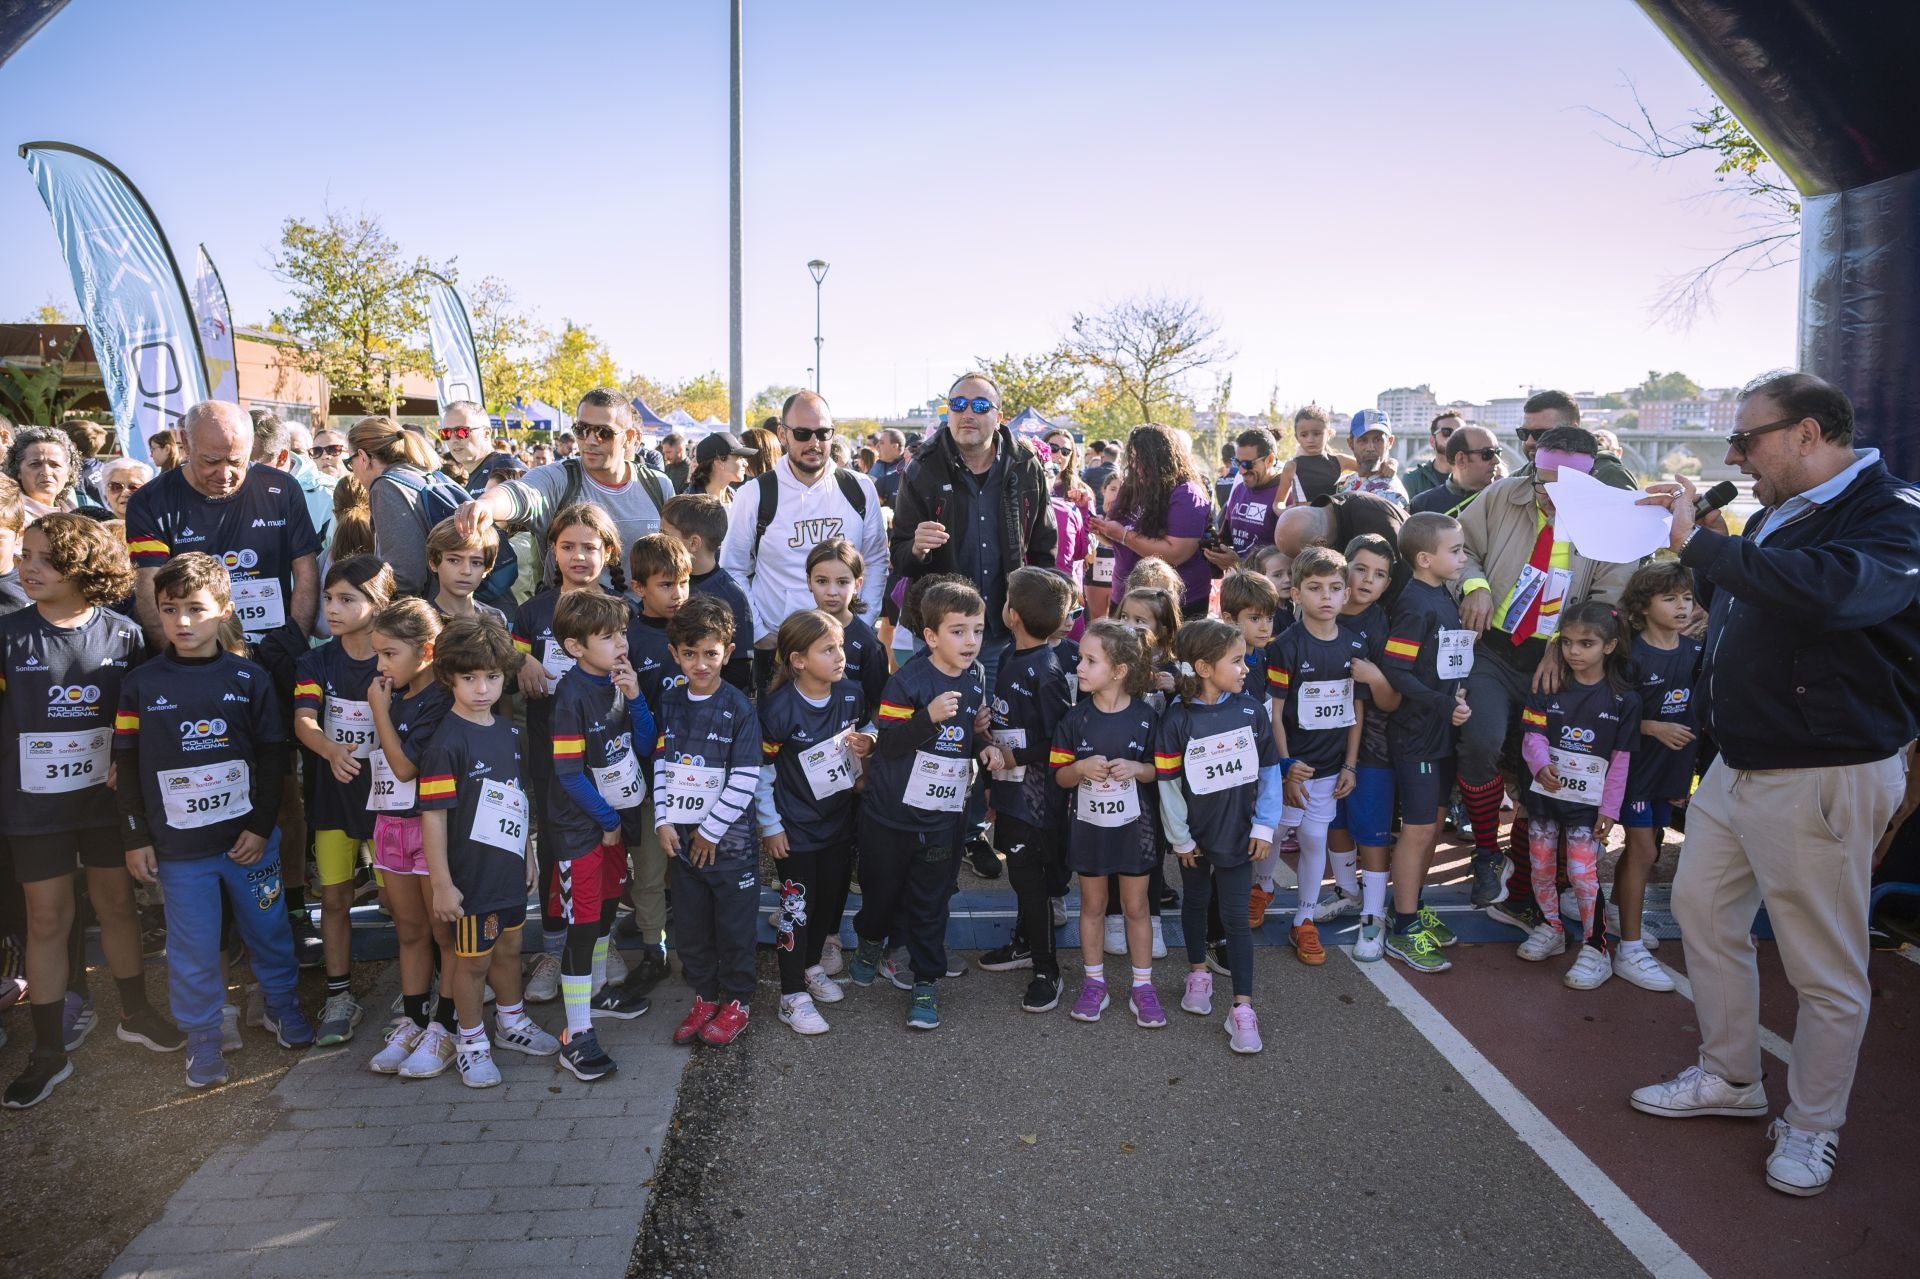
left=250, top=409, right=334, bottom=552
left=868, top=428, right=906, bottom=506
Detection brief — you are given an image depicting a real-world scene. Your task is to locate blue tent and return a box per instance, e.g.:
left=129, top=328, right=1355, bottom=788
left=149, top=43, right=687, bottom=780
left=1007, top=406, right=1058, bottom=438
left=632, top=397, right=672, bottom=431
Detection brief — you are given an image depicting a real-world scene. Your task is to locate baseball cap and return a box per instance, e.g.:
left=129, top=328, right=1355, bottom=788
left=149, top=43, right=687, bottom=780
left=694, top=431, right=757, bottom=466
left=1349, top=409, right=1392, bottom=438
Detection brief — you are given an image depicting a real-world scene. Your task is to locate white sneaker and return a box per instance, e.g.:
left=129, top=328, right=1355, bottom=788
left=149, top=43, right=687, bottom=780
left=1150, top=916, right=1168, bottom=960
left=1102, top=915, right=1126, bottom=956
left=1517, top=922, right=1568, bottom=962
left=1564, top=945, right=1612, bottom=990
left=219, top=1004, right=243, bottom=1054
left=494, top=1016, right=560, bottom=1057
left=524, top=952, right=562, bottom=1003
left=1629, top=1063, right=1768, bottom=1119
left=456, top=1037, right=501, bottom=1088
left=1353, top=915, right=1386, bottom=963
left=1612, top=944, right=1675, bottom=992
left=397, top=1023, right=455, bottom=1079
left=818, top=935, right=845, bottom=977
left=803, top=966, right=844, bottom=1004
left=779, top=993, right=830, bottom=1036
left=1313, top=888, right=1361, bottom=923
left=1605, top=901, right=1660, bottom=950
left=1765, top=1120, right=1838, bottom=1196
left=369, top=1018, right=424, bottom=1073
left=603, top=945, right=629, bottom=988
left=1050, top=896, right=1067, bottom=929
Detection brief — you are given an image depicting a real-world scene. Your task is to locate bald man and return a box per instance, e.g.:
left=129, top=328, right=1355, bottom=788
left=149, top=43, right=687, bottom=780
left=1274, top=489, right=1410, bottom=601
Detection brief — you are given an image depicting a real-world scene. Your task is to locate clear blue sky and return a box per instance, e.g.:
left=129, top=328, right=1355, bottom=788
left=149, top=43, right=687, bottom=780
left=0, top=0, right=1796, bottom=418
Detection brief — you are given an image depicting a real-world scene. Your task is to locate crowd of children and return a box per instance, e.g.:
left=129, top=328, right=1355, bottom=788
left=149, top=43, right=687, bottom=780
left=0, top=447, right=1705, bottom=1106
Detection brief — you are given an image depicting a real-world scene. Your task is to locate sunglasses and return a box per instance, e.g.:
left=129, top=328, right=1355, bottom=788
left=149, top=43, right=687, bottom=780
left=785, top=426, right=834, bottom=442
left=1457, top=447, right=1501, bottom=463
left=1724, top=416, right=1801, bottom=457
left=1235, top=457, right=1266, bottom=471
left=948, top=396, right=998, bottom=415
left=1515, top=427, right=1547, bottom=442
left=1435, top=425, right=1456, bottom=438
left=439, top=426, right=476, bottom=440
left=310, top=445, right=345, bottom=457
left=575, top=425, right=620, bottom=443
left=106, top=480, right=144, bottom=495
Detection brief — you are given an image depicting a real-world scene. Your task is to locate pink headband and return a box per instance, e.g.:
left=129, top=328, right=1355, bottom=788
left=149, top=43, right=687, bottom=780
left=1534, top=448, right=1594, bottom=474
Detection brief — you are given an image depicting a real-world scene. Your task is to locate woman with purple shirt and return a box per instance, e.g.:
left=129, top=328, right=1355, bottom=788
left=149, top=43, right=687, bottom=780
left=1089, top=425, right=1212, bottom=619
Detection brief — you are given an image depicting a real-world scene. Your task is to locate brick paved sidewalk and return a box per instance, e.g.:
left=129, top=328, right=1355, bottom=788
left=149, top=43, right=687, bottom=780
left=106, top=972, right=695, bottom=1278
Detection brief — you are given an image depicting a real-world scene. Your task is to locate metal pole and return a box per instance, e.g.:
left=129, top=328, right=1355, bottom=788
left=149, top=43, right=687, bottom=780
left=813, top=278, right=822, bottom=395
left=728, top=0, right=743, bottom=432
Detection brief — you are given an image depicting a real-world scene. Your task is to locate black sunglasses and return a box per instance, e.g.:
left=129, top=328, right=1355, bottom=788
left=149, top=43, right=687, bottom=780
left=784, top=426, right=834, bottom=442
left=1434, top=425, right=1456, bottom=438
left=310, top=444, right=345, bottom=457
left=1724, top=416, right=1801, bottom=457
left=1515, top=427, right=1547, bottom=442
left=575, top=424, right=620, bottom=443
left=1235, top=457, right=1266, bottom=471
left=1457, top=447, right=1501, bottom=462
left=948, top=395, right=998, bottom=415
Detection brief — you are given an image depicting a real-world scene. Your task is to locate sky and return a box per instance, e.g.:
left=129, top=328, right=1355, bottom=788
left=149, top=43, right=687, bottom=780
left=0, top=0, right=1798, bottom=419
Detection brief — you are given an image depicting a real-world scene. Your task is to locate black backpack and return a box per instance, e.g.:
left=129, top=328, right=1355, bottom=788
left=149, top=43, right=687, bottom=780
left=753, top=466, right=868, bottom=543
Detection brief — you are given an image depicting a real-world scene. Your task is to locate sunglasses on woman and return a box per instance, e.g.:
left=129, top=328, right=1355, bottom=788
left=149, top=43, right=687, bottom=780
left=310, top=444, right=345, bottom=457
left=948, top=395, right=997, bottom=415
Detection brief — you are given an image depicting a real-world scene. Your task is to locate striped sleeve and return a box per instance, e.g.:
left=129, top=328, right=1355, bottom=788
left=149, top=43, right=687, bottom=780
left=1383, top=635, right=1421, bottom=662
left=1048, top=747, right=1076, bottom=769
left=126, top=531, right=170, bottom=566
left=553, top=734, right=586, bottom=763
left=417, top=773, right=457, bottom=805
left=876, top=699, right=914, bottom=722
left=511, top=630, right=533, bottom=655
left=1521, top=707, right=1548, bottom=729
left=1268, top=665, right=1289, bottom=691
left=762, top=740, right=781, bottom=757
left=292, top=680, right=323, bottom=710
left=115, top=710, right=140, bottom=738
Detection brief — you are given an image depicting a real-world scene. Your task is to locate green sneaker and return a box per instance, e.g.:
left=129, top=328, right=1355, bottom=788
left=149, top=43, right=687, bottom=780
left=907, top=982, right=940, bottom=1030
left=1416, top=905, right=1458, bottom=948
left=1385, top=927, right=1453, bottom=974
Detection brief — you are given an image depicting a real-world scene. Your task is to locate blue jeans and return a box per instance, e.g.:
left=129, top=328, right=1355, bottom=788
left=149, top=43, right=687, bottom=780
left=155, top=835, right=300, bottom=1034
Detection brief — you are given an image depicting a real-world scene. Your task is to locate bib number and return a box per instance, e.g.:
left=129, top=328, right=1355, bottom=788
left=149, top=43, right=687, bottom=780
left=19, top=727, right=110, bottom=795
left=1185, top=726, right=1258, bottom=797
left=798, top=729, right=859, bottom=801
left=471, top=780, right=528, bottom=854
left=325, top=698, right=376, bottom=759
left=158, top=761, right=252, bottom=829
left=1531, top=748, right=1606, bottom=805
left=541, top=638, right=576, bottom=684
left=1436, top=629, right=1475, bottom=679
left=902, top=750, right=970, bottom=812
left=990, top=728, right=1027, bottom=783
left=591, top=749, right=646, bottom=810
left=366, top=749, right=415, bottom=813
left=1297, top=679, right=1356, bottom=728
left=1077, top=776, right=1140, bottom=828
left=231, top=578, right=285, bottom=635
left=1089, top=554, right=1114, bottom=586
left=658, top=761, right=725, bottom=825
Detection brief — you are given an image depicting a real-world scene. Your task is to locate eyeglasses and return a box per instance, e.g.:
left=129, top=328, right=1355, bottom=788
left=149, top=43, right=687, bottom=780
left=1235, top=457, right=1266, bottom=471
left=1434, top=425, right=1456, bottom=439
left=311, top=445, right=345, bottom=457
left=106, top=480, right=143, bottom=495
left=575, top=425, right=620, bottom=444
left=784, top=426, right=834, bottom=442
left=1515, top=428, right=1547, bottom=442
left=1457, top=447, right=1501, bottom=463
left=439, top=426, right=476, bottom=440
left=1725, top=416, right=1802, bottom=457
left=948, top=396, right=998, bottom=415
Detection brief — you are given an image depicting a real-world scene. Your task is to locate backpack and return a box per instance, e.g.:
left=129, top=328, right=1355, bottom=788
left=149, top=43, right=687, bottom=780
left=556, top=456, right=673, bottom=523
left=373, top=466, right=468, bottom=534
left=753, top=466, right=868, bottom=544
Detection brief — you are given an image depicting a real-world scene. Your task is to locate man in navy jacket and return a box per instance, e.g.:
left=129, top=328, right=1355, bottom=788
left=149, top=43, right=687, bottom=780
left=1628, top=371, right=1918, bottom=1199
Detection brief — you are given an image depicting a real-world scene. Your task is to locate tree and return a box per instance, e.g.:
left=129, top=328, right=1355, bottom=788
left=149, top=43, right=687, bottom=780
left=0, top=328, right=91, bottom=426
left=17, top=299, right=78, bottom=324
left=1064, top=294, right=1229, bottom=426
left=269, top=209, right=442, bottom=417
left=624, top=374, right=675, bottom=414
left=670, top=372, right=731, bottom=424
left=749, top=384, right=805, bottom=421
left=531, top=321, right=622, bottom=417
left=975, top=347, right=1083, bottom=418
left=1613, top=410, right=1640, bottom=432
left=1632, top=370, right=1702, bottom=404
left=1660, top=447, right=1702, bottom=478
left=463, top=276, right=543, bottom=418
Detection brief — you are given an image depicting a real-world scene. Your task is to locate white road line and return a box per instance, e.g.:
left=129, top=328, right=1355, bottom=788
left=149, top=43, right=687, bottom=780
left=1656, top=962, right=1793, bottom=1065
left=1349, top=951, right=1711, bottom=1279
left=1895, top=943, right=1920, bottom=970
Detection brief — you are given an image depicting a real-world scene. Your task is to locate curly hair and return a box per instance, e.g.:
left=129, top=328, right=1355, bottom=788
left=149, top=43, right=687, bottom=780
left=30, top=512, right=135, bottom=605
left=1111, top=424, right=1206, bottom=540
left=1620, top=559, right=1693, bottom=635
left=5, top=425, right=82, bottom=508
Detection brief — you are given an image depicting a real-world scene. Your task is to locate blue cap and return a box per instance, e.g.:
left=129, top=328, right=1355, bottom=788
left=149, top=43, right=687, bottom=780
left=1349, top=409, right=1392, bottom=438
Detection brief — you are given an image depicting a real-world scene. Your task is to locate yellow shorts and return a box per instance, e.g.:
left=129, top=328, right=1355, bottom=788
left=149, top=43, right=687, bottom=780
left=313, top=829, right=366, bottom=887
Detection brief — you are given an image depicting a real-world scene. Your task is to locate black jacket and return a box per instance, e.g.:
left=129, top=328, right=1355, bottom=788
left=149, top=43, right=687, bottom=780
left=1685, top=458, right=1920, bottom=770
left=890, top=425, right=1056, bottom=628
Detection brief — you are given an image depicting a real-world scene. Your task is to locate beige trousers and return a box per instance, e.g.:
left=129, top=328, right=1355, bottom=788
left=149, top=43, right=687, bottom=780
left=1673, top=752, right=1906, bottom=1131
left=625, top=799, right=669, bottom=948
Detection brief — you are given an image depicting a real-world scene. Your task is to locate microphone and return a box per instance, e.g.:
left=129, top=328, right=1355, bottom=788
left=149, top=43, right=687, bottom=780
left=1693, top=480, right=1738, bottom=519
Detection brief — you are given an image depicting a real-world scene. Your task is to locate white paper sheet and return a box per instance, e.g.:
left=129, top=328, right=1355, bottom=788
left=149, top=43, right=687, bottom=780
left=1544, top=467, right=1672, bottom=564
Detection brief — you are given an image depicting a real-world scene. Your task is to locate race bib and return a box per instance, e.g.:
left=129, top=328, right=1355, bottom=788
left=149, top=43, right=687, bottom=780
left=990, top=728, right=1027, bottom=783
left=541, top=638, right=576, bottom=684
left=798, top=729, right=859, bottom=802
left=231, top=577, right=285, bottom=635
left=1089, top=554, right=1114, bottom=586
left=366, top=748, right=415, bottom=812
left=1531, top=747, right=1606, bottom=805
left=19, top=727, right=109, bottom=795
left=591, top=749, right=646, bottom=810
left=1077, top=776, right=1140, bottom=828
left=325, top=698, right=376, bottom=759
left=471, top=780, right=528, bottom=854
left=1436, top=629, right=1475, bottom=679
left=1185, top=726, right=1258, bottom=796
left=158, top=761, right=252, bottom=829
left=657, top=761, right=726, bottom=825
left=1297, top=679, right=1356, bottom=729
left=903, top=750, right=970, bottom=812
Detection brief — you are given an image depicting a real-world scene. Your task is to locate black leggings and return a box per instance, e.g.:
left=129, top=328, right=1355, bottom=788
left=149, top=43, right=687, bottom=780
left=1182, top=856, right=1253, bottom=998
left=772, top=840, right=853, bottom=995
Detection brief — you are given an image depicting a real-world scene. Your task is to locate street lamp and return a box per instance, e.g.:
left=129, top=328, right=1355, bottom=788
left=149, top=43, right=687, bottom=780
left=807, top=259, right=829, bottom=395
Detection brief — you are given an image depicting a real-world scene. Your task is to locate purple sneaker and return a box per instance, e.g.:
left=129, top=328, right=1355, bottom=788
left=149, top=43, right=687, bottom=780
left=1129, top=984, right=1167, bottom=1028
left=1068, top=978, right=1110, bottom=1023
left=1225, top=1004, right=1263, bottom=1054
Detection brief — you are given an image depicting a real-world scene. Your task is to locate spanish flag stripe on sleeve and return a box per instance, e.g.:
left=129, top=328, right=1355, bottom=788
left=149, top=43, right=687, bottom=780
left=1047, top=748, right=1076, bottom=768
left=127, top=537, right=170, bottom=560
left=1154, top=752, right=1182, bottom=776
left=418, top=775, right=457, bottom=799
left=1521, top=708, right=1548, bottom=728
left=553, top=736, right=585, bottom=759
left=114, top=711, right=139, bottom=736
left=877, top=701, right=914, bottom=721
left=511, top=635, right=533, bottom=654
left=1269, top=667, right=1289, bottom=688
left=292, top=680, right=323, bottom=706
left=1384, top=637, right=1420, bottom=660
left=654, top=733, right=667, bottom=751
left=762, top=741, right=780, bottom=757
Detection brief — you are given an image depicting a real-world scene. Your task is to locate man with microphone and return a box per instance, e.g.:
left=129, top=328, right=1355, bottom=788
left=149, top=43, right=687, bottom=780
left=1629, top=372, right=1918, bottom=1198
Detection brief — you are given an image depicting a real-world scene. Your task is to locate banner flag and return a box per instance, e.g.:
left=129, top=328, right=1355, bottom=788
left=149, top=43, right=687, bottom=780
left=19, top=142, right=208, bottom=467
left=192, top=243, right=240, bottom=405
left=424, top=273, right=483, bottom=413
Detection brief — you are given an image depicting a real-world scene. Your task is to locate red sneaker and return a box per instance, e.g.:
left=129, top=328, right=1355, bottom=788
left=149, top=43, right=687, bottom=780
left=672, top=998, right=719, bottom=1046
left=698, top=999, right=750, bottom=1046
left=1248, top=882, right=1275, bottom=929
left=1290, top=920, right=1326, bottom=966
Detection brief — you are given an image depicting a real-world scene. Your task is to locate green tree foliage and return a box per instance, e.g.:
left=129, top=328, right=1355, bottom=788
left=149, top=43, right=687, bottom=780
left=17, top=299, right=78, bottom=325
left=465, top=276, right=543, bottom=418
left=1613, top=410, right=1640, bottom=432
left=531, top=321, right=622, bottom=417
left=269, top=210, right=442, bottom=416
left=1631, top=370, right=1702, bottom=404
left=749, top=384, right=806, bottom=421
left=975, top=347, right=1082, bottom=418
left=0, top=329, right=90, bottom=426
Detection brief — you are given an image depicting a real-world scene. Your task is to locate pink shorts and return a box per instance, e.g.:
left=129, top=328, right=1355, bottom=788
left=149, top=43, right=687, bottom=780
left=372, top=815, right=427, bottom=876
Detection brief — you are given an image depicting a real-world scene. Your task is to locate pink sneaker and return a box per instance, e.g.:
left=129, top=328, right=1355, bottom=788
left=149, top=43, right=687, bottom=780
left=1069, top=978, right=1109, bottom=1022
left=1225, top=1004, right=1263, bottom=1054
left=1180, top=970, right=1213, bottom=1016
left=1129, top=984, right=1167, bottom=1028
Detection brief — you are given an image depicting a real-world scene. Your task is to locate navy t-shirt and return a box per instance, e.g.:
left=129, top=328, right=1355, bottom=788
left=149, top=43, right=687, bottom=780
left=759, top=679, right=867, bottom=852
left=624, top=608, right=684, bottom=717
left=371, top=679, right=450, bottom=819
left=867, top=657, right=985, bottom=836
left=294, top=640, right=381, bottom=838
left=1153, top=692, right=1281, bottom=865
left=1628, top=635, right=1701, bottom=803
left=1382, top=579, right=1466, bottom=762
left=653, top=682, right=762, bottom=857
left=1269, top=620, right=1367, bottom=774
left=987, top=642, right=1072, bottom=827
left=549, top=668, right=652, bottom=857
left=841, top=614, right=889, bottom=714
left=1050, top=696, right=1159, bottom=875
left=418, top=714, right=529, bottom=914
left=1523, top=678, right=1641, bottom=821
left=1339, top=603, right=1392, bottom=768
left=1, top=606, right=147, bottom=835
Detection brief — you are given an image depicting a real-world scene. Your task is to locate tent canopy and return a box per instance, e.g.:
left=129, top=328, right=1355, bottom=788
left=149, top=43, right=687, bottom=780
left=1007, top=406, right=1058, bottom=437
left=632, top=397, right=671, bottom=430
